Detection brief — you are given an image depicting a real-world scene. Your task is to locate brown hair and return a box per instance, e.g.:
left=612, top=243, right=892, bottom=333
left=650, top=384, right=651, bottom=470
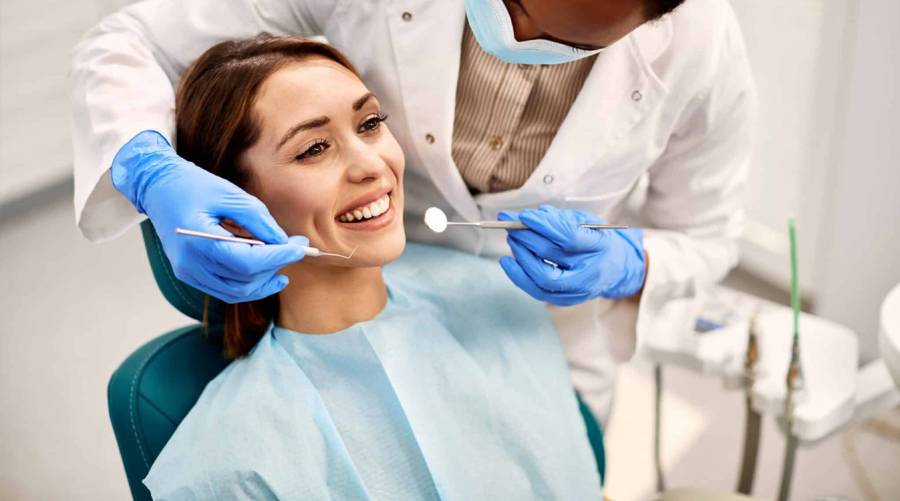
left=175, top=35, right=359, bottom=358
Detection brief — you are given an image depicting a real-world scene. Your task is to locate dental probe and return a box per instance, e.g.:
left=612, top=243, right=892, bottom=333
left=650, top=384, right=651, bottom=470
left=423, top=206, right=628, bottom=233
left=174, top=228, right=356, bottom=259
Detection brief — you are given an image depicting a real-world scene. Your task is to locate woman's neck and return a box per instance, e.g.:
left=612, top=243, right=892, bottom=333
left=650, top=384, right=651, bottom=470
left=276, top=263, right=387, bottom=335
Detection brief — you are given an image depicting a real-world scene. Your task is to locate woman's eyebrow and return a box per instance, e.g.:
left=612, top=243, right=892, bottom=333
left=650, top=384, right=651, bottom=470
left=277, top=116, right=330, bottom=150
left=353, top=92, right=375, bottom=111
left=276, top=93, right=375, bottom=151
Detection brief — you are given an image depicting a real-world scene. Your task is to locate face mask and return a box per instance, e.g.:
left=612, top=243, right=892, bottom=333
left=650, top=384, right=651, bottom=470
left=464, top=0, right=604, bottom=65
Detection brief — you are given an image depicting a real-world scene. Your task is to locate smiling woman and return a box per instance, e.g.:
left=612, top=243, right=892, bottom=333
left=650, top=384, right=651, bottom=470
left=175, top=36, right=406, bottom=357
left=143, top=35, right=603, bottom=499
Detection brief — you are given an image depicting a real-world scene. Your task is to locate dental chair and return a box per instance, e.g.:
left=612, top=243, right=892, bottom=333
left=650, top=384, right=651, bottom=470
left=108, top=220, right=606, bottom=500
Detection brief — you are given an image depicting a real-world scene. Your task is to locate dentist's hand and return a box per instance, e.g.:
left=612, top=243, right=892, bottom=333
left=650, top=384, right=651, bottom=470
left=498, top=205, right=646, bottom=306
left=112, top=131, right=308, bottom=303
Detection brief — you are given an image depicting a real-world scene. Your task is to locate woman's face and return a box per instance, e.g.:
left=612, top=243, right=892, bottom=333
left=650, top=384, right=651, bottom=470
left=240, top=57, right=406, bottom=268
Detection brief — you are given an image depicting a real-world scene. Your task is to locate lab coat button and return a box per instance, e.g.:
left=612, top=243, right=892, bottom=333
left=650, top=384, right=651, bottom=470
left=488, top=136, right=503, bottom=150
left=631, top=90, right=643, bottom=102
left=402, top=12, right=412, bottom=21
left=543, top=174, right=554, bottom=185
left=425, top=133, right=435, bottom=144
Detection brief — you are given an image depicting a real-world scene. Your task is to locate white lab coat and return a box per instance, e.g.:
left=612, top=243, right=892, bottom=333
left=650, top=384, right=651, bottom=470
left=70, top=0, right=756, bottom=422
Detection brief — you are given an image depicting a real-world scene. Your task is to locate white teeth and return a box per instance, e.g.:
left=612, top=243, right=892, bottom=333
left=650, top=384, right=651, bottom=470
left=339, top=193, right=391, bottom=223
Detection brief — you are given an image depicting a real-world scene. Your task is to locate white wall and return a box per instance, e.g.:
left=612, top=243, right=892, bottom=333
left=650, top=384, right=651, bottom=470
left=729, top=0, right=857, bottom=296
left=730, top=0, right=900, bottom=359
left=814, top=0, right=900, bottom=360
left=0, top=0, right=125, bottom=206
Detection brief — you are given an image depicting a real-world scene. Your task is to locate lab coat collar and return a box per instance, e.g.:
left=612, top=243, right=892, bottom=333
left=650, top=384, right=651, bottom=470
left=630, top=16, right=674, bottom=67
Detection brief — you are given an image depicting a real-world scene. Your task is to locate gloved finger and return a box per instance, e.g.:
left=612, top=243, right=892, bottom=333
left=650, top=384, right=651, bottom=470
left=508, top=238, right=567, bottom=293
left=175, top=264, right=254, bottom=304
left=500, top=256, right=593, bottom=307
left=239, top=273, right=291, bottom=302
left=520, top=208, right=607, bottom=253
left=213, top=191, right=289, bottom=244
left=507, top=228, right=573, bottom=266
left=499, top=256, right=549, bottom=303
left=208, top=273, right=287, bottom=304
left=206, top=236, right=308, bottom=279
left=498, top=210, right=527, bottom=236
left=497, top=210, right=520, bottom=222
left=193, top=250, right=283, bottom=287
left=508, top=238, right=583, bottom=273
left=517, top=207, right=573, bottom=246
left=175, top=248, right=283, bottom=300
left=188, top=264, right=289, bottom=304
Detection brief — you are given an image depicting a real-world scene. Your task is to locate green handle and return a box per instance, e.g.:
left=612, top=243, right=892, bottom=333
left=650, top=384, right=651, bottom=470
left=789, top=219, right=800, bottom=340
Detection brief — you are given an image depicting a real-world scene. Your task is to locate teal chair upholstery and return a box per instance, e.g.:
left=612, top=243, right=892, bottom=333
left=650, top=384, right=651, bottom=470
left=108, top=220, right=605, bottom=500
left=108, top=221, right=229, bottom=501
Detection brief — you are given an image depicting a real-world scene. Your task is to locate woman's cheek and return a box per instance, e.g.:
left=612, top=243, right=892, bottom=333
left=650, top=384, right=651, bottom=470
left=382, top=129, right=406, bottom=177
left=262, top=183, right=321, bottom=235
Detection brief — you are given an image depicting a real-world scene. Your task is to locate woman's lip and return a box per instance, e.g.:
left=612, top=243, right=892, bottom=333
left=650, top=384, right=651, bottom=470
left=336, top=187, right=393, bottom=218
left=335, top=201, right=396, bottom=232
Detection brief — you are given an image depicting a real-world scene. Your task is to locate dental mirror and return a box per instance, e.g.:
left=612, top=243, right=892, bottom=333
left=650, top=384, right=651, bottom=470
left=424, top=207, right=449, bottom=233
left=423, top=206, right=629, bottom=233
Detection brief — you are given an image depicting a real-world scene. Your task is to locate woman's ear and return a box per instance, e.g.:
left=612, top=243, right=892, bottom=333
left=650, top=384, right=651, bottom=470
left=220, top=218, right=254, bottom=239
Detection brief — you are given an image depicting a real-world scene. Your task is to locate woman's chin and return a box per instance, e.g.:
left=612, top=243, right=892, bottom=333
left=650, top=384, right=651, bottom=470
left=328, top=228, right=406, bottom=268
left=361, top=231, right=406, bottom=267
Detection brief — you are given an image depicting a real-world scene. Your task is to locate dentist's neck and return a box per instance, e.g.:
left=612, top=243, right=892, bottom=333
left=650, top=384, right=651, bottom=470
left=276, top=262, right=387, bottom=335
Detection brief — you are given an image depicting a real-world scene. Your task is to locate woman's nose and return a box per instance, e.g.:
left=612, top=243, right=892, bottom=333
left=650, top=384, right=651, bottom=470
left=345, top=141, right=389, bottom=183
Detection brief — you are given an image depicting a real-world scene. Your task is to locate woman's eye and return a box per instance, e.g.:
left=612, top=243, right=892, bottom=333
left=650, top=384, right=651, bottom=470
left=296, top=140, right=330, bottom=161
left=358, top=113, right=388, bottom=134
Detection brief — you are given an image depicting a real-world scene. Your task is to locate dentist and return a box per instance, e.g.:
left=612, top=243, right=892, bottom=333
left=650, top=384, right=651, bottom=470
left=70, top=0, right=755, bottom=422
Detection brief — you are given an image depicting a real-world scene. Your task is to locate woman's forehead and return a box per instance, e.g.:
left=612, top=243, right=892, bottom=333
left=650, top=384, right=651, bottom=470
left=252, top=58, right=368, bottom=138
left=257, top=58, right=364, bottom=107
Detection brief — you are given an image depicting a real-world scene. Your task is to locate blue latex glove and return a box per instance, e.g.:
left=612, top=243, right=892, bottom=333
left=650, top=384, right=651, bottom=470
left=112, top=131, right=308, bottom=303
left=498, top=205, right=646, bottom=306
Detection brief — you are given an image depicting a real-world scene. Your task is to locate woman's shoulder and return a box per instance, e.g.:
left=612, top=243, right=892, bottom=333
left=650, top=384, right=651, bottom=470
left=187, top=331, right=307, bottom=416
left=142, top=333, right=337, bottom=499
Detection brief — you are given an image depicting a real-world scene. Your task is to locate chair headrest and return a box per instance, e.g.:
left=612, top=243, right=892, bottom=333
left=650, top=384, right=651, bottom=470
left=140, top=220, right=225, bottom=323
